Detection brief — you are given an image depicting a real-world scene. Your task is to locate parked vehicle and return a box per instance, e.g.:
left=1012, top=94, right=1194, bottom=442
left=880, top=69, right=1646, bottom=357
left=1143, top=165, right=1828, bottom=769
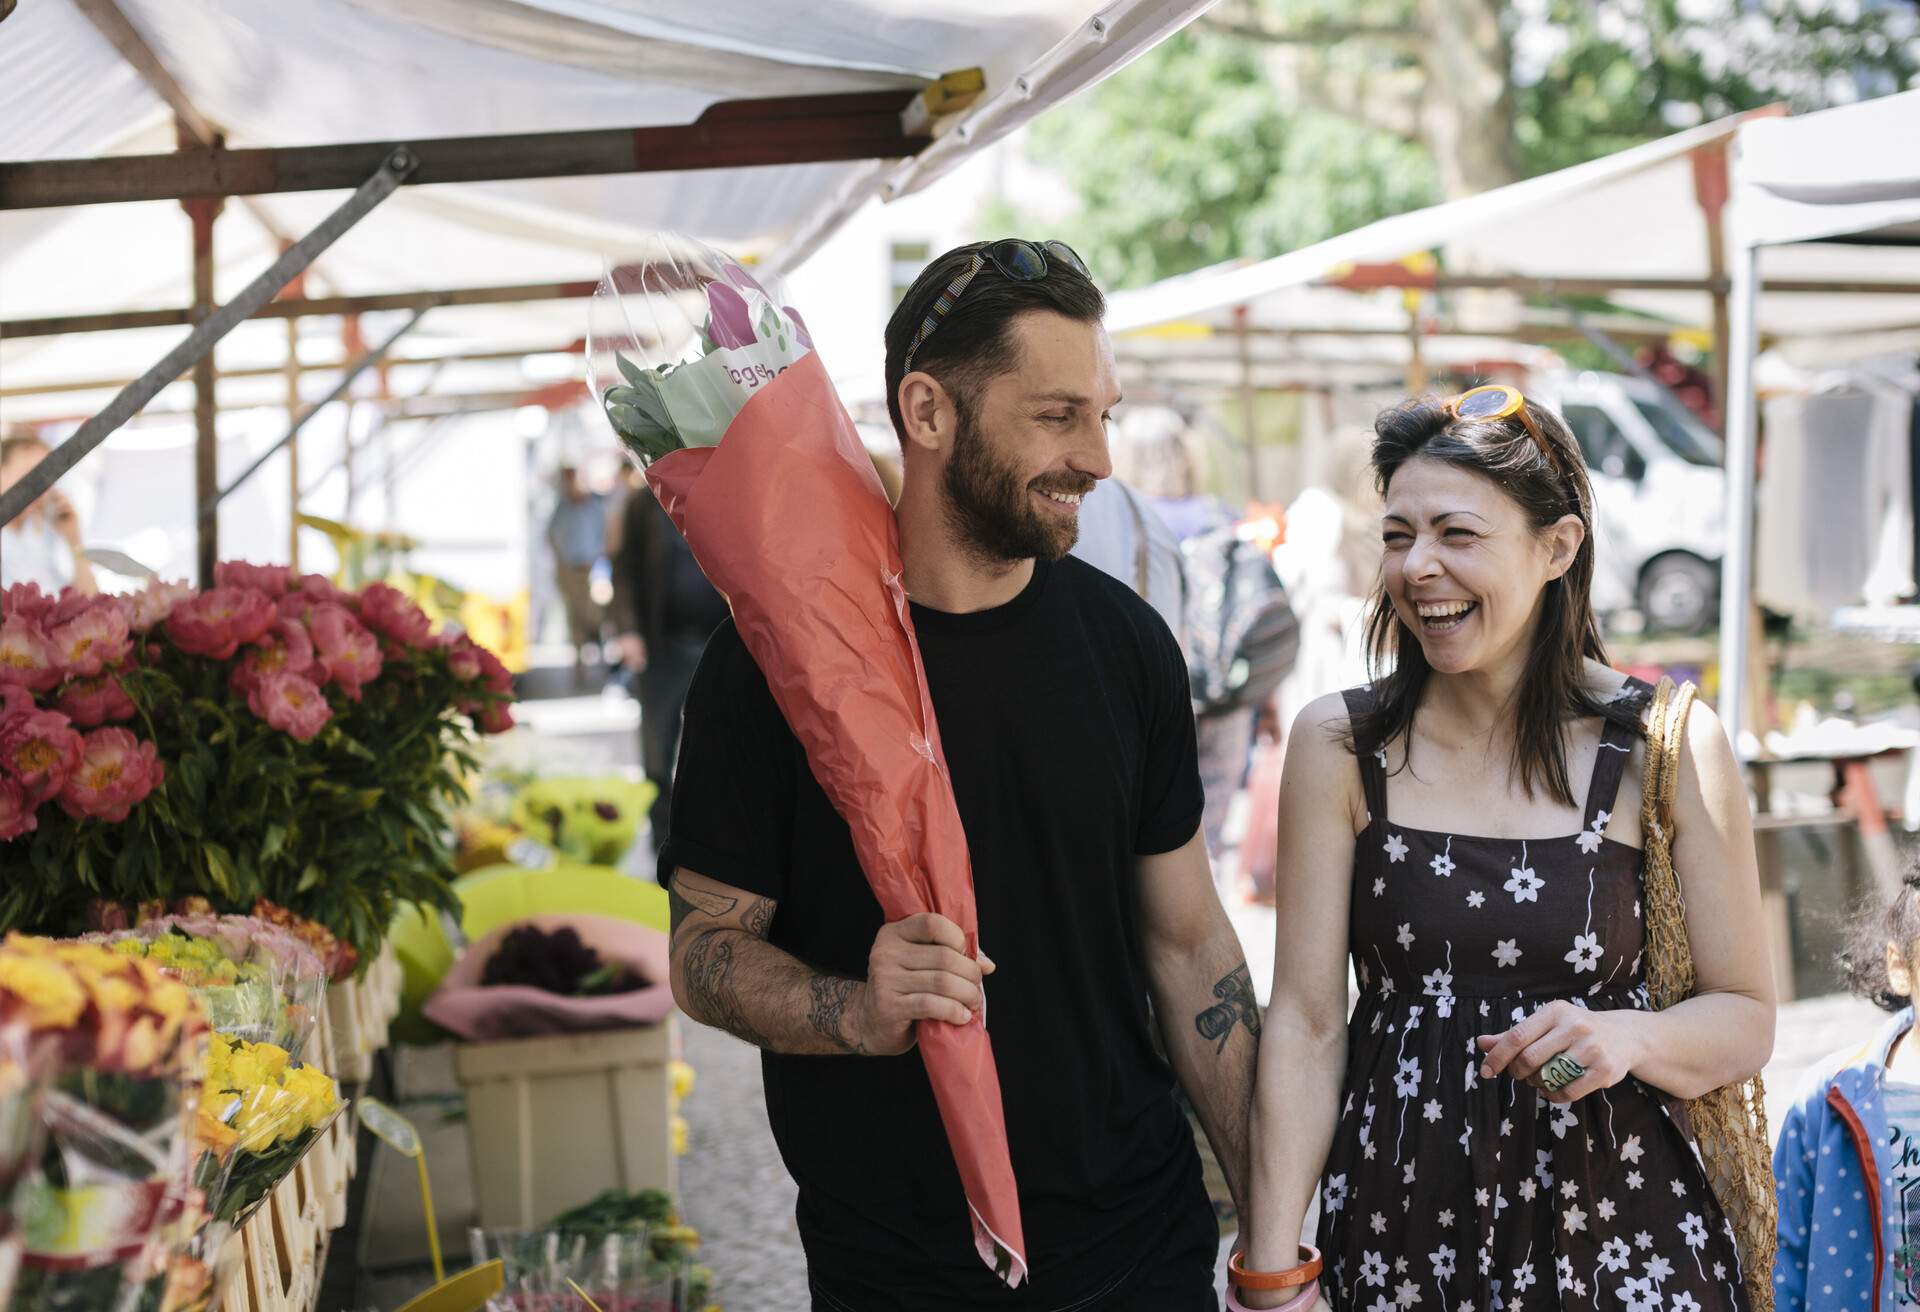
left=1530, top=370, right=1725, bottom=633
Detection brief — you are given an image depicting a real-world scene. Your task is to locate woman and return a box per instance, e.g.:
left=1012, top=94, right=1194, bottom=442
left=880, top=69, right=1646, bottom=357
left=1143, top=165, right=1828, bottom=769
left=1237, top=388, right=1774, bottom=1310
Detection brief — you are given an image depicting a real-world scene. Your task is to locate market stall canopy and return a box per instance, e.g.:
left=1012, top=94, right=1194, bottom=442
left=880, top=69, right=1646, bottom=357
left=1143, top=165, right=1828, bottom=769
left=0, top=0, right=1205, bottom=397
left=1106, top=101, right=1920, bottom=349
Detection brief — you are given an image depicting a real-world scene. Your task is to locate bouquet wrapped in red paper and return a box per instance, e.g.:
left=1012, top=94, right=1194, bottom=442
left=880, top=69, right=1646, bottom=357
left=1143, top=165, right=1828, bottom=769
left=588, top=236, right=1026, bottom=1284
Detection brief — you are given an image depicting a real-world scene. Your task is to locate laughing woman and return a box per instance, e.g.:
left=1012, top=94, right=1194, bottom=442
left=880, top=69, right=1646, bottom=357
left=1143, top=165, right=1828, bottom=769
left=1233, top=389, right=1775, bottom=1311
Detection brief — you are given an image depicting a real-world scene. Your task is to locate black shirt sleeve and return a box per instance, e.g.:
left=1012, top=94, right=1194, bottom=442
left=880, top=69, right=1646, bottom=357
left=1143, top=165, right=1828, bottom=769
left=656, top=620, right=795, bottom=901
left=1133, top=605, right=1205, bottom=855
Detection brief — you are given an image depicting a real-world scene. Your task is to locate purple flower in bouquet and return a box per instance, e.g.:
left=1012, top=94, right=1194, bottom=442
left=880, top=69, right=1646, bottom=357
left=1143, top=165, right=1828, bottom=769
left=704, top=281, right=757, bottom=350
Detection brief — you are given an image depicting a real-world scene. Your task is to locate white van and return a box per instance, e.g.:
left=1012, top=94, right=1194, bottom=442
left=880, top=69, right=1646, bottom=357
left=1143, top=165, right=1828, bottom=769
left=1529, top=370, right=1726, bottom=633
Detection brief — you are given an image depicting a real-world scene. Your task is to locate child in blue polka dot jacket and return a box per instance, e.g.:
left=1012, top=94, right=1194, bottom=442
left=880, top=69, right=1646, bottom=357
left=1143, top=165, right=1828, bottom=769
left=1775, top=865, right=1920, bottom=1310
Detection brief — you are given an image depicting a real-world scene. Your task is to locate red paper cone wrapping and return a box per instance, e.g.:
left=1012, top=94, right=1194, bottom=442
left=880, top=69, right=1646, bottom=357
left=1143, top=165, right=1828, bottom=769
left=645, top=351, right=1027, bottom=1286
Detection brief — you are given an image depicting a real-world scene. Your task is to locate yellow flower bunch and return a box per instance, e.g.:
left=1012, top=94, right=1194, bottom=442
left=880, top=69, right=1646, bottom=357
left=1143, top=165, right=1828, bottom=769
left=111, top=934, right=244, bottom=987
left=196, top=1032, right=338, bottom=1160
left=0, top=934, right=205, bottom=1077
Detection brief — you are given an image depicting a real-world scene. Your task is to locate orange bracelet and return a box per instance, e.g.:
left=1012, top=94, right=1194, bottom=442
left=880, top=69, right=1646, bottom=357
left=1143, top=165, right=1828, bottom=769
left=1228, top=1246, right=1323, bottom=1291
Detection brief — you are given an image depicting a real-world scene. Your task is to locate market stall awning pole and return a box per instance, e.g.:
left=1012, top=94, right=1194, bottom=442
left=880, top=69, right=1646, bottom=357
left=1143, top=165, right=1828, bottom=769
left=0, top=284, right=596, bottom=339
left=0, top=91, right=926, bottom=208
left=187, top=183, right=223, bottom=585
left=0, top=148, right=416, bottom=533
left=1716, top=242, right=1763, bottom=747
left=200, top=309, right=428, bottom=522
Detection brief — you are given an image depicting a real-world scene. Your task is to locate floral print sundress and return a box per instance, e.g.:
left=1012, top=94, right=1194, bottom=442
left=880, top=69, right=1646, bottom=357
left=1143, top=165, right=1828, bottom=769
left=1317, top=681, right=1749, bottom=1312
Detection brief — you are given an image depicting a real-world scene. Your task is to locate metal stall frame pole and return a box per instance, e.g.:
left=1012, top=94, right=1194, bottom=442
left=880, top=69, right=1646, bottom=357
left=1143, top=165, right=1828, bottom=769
left=1716, top=240, right=1762, bottom=749
left=186, top=189, right=224, bottom=585
left=199, top=309, right=427, bottom=521
left=0, top=148, right=417, bottom=535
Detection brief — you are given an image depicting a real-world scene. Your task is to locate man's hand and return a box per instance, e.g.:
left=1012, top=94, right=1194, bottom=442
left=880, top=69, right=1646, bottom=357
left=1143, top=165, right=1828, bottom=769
left=848, top=913, right=994, bottom=1056
left=616, top=633, right=648, bottom=673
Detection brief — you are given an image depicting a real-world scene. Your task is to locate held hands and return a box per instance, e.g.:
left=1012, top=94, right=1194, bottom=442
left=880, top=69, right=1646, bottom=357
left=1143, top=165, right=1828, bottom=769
left=851, top=912, right=994, bottom=1056
left=1476, top=1001, right=1643, bottom=1104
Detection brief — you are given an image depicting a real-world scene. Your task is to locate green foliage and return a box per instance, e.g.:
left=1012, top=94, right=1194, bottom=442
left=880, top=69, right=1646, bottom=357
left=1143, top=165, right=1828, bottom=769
left=0, top=641, right=483, bottom=965
left=1005, top=0, right=1919, bottom=286
left=1012, top=28, right=1439, bottom=289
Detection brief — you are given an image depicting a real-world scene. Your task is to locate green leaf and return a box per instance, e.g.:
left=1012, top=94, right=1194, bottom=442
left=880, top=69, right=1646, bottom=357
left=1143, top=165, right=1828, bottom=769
left=261, top=823, right=287, bottom=862
left=203, top=843, right=236, bottom=899
left=296, top=863, right=322, bottom=894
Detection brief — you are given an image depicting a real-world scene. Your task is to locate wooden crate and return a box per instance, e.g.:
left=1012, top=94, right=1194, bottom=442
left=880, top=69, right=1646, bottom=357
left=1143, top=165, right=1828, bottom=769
left=324, top=944, right=403, bottom=1085
left=453, top=1020, right=677, bottom=1227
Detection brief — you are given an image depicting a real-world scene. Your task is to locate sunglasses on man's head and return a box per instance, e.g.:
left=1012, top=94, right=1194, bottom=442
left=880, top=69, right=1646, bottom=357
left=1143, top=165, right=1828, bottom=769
left=901, top=238, right=1090, bottom=373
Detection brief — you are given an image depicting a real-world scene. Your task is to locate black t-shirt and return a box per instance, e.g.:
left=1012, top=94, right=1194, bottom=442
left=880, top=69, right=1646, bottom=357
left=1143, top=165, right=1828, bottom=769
left=660, top=555, right=1208, bottom=1307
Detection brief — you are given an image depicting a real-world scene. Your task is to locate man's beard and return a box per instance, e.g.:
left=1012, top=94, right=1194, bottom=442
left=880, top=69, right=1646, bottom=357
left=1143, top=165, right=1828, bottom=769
left=941, top=402, right=1092, bottom=565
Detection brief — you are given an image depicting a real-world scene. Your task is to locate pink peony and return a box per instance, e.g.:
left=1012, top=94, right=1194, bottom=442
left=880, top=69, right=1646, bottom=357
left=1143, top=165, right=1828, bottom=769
left=121, top=579, right=194, bottom=634
left=443, top=634, right=484, bottom=683
left=246, top=671, right=332, bottom=742
left=356, top=582, right=433, bottom=649
left=231, top=619, right=316, bottom=694
left=214, top=561, right=294, bottom=595
left=477, top=701, right=515, bottom=734
left=46, top=598, right=132, bottom=678
left=56, top=727, right=162, bottom=822
left=308, top=604, right=382, bottom=700
left=0, top=615, right=62, bottom=693
left=0, top=775, right=36, bottom=841
left=2, top=703, right=85, bottom=804
left=163, top=586, right=276, bottom=660
left=56, top=673, right=137, bottom=727
left=2, top=582, right=56, bottom=625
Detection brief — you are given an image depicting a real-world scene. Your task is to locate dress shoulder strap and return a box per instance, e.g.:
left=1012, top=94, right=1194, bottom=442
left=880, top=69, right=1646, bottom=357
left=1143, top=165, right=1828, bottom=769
left=1581, top=676, right=1653, bottom=832
left=1339, top=684, right=1389, bottom=826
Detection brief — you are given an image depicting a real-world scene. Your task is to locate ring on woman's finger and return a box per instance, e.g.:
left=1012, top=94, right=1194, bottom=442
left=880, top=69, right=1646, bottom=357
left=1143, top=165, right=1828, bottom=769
left=1539, top=1052, right=1586, bottom=1092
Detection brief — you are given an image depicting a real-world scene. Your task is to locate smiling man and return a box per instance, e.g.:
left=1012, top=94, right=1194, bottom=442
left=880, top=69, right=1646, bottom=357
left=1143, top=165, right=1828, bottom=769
left=660, top=241, right=1258, bottom=1310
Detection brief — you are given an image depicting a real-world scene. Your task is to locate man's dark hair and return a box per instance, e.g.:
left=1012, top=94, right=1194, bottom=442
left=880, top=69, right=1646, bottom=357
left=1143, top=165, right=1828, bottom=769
left=883, top=241, right=1105, bottom=445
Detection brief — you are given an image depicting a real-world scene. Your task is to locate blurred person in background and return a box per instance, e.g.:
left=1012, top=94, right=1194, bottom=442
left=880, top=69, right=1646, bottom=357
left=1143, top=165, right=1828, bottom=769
left=546, top=463, right=607, bottom=676
left=1, top=432, right=97, bottom=595
left=609, top=471, right=729, bottom=862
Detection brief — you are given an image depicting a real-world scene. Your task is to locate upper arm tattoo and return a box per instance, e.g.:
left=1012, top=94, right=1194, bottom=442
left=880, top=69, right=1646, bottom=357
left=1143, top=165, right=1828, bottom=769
left=1194, top=964, right=1262, bottom=1055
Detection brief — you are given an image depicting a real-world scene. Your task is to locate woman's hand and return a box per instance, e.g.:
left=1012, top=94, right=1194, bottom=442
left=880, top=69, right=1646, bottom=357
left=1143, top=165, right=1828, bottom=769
left=1475, top=1001, right=1645, bottom=1104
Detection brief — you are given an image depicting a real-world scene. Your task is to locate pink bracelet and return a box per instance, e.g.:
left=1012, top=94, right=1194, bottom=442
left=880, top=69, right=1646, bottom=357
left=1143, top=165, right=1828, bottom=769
left=1226, top=1281, right=1319, bottom=1312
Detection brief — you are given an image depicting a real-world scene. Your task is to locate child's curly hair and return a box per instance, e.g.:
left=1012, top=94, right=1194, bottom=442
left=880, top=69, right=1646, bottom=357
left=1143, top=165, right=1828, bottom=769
left=1839, top=859, right=1920, bottom=1012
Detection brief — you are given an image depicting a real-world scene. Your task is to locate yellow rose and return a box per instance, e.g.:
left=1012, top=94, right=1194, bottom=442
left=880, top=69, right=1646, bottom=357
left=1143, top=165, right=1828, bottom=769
left=234, top=1086, right=299, bottom=1153
left=0, top=953, right=87, bottom=1029
left=193, top=1101, right=240, bottom=1159
left=281, top=1066, right=338, bottom=1126
left=249, top=1041, right=290, bottom=1083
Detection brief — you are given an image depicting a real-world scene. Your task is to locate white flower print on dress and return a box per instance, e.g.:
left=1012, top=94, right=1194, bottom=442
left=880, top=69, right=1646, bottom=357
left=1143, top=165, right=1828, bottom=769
left=1323, top=1173, right=1348, bottom=1213
left=1563, top=1204, right=1587, bottom=1233
left=1423, top=1099, right=1443, bottom=1123
left=1430, top=1246, right=1456, bottom=1281
left=1617, top=1276, right=1660, bottom=1312
left=1565, top=931, right=1603, bottom=973
left=1373, top=877, right=1386, bottom=897
left=1577, top=810, right=1609, bottom=854
left=1365, top=1297, right=1394, bottom=1312
left=1395, top=1057, right=1421, bottom=1099
left=1466, top=889, right=1486, bottom=909
left=1384, top=833, right=1409, bottom=863
left=1512, top=1262, right=1536, bottom=1293
left=1670, top=1294, right=1702, bottom=1312
left=1492, top=939, right=1522, bottom=968
left=1393, top=1279, right=1422, bottom=1307
left=1361, top=1251, right=1389, bottom=1287
left=1397, top=923, right=1416, bottom=950
left=1644, top=1255, right=1675, bottom=1282
left=1421, top=967, right=1452, bottom=997
left=1505, top=865, right=1543, bottom=903
left=1621, top=1134, right=1644, bottom=1163
left=1679, top=1212, right=1707, bottom=1249
left=1430, top=847, right=1456, bottom=878
left=1599, top=1238, right=1633, bottom=1272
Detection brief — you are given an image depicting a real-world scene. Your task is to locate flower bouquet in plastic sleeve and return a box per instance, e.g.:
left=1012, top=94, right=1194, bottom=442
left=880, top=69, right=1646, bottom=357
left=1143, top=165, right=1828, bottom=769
left=587, top=235, right=1027, bottom=1286
left=0, top=934, right=211, bottom=1312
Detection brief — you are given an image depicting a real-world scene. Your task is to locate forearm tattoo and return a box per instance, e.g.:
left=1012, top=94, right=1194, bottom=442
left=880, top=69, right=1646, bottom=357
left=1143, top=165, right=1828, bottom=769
left=1194, top=964, right=1262, bottom=1055
left=681, top=928, right=770, bottom=1048
left=742, top=896, right=774, bottom=939
left=806, top=975, right=868, bottom=1055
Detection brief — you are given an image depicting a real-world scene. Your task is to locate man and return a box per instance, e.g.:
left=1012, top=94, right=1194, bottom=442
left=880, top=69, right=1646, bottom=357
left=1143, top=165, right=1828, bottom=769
left=1068, top=475, right=1186, bottom=642
left=545, top=464, right=606, bottom=674
left=608, top=471, right=729, bottom=858
left=662, top=241, right=1258, bottom=1310
left=1, top=433, right=97, bottom=594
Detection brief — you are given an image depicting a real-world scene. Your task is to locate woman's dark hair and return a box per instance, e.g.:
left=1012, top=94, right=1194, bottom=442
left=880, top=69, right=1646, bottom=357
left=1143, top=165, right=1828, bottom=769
left=882, top=241, right=1105, bottom=445
left=1345, top=392, right=1636, bottom=808
left=1839, top=863, right=1920, bottom=1012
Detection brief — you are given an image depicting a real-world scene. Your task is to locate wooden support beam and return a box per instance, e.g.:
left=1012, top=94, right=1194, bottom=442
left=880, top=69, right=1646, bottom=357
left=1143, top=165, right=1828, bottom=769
left=186, top=195, right=222, bottom=586
left=0, top=90, right=926, bottom=209
left=1, top=280, right=601, bottom=339
left=0, top=341, right=583, bottom=399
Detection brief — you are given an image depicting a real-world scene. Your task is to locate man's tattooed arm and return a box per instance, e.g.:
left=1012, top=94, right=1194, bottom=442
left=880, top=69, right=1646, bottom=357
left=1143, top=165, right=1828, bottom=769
left=1195, top=964, right=1263, bottom=1055
left=666, top=867, right=873, bottom=1056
